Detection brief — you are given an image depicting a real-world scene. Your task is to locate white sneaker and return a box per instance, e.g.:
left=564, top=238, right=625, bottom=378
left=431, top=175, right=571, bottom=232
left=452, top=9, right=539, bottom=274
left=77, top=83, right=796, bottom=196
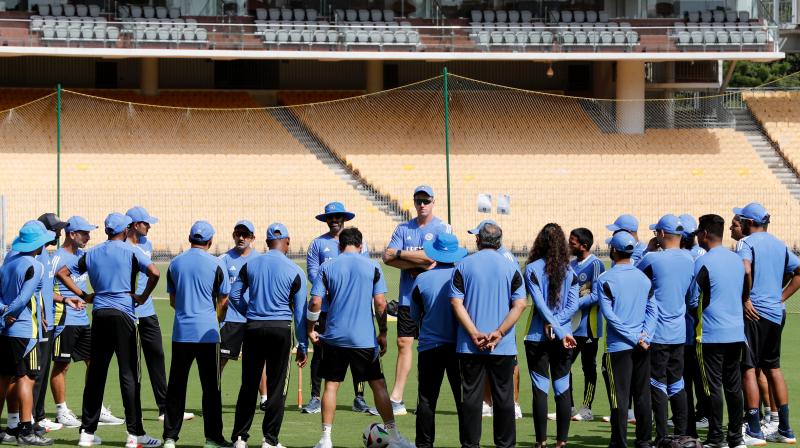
left=627, top=408, right=636, bottom=424
left=481, top=402, right=493, bottom=418
left=164, top=439, right=176, bottom=448
left=313, top=438, right=332, bottom=448
left=125, top=433, right=139, bottom=448
left=547, top=412, right=557, bottom=421
left=602, top=415, right=611, bottom=423
left=696, top=417, right=710, bottom=429
left=157, top=413, right=195, bottom=422
left=766, top=428, right=797, bottom=444
left=742, top=431, right=767, bottom=446
left=99, top=406, right=124, bottom=426
left=572, top=406, right=594, bottom=421
left=387, top=432, right=415, bottom=448
left=78, top=430, right=100, bottom=447
left=548, top=407, right=575, bottom=421
left=233, top=437, right=247, bottom=448
left=56, top=410, right=81, bottom=428
left=137, top=434, right=163, bottom=447
left=36, top=418, right=63, bottom=432
left=390, top=400, right=407, bottom=416
left=514, top=402, right=523, bottom=420
left=260, top=438, right=285, bottom=448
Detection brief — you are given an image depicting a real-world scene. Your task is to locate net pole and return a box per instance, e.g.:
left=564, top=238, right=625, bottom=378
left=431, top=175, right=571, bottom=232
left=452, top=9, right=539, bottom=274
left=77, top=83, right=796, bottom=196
left=443, top=67, right=452, bottom=224
left=1, top=195, right=5, bottom=260
left=56, top=84, right=62, bottom=216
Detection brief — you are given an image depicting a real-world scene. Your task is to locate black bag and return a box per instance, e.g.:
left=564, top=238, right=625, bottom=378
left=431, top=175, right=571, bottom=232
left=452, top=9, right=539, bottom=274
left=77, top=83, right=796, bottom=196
left=657, top=435, right=703, bottom=448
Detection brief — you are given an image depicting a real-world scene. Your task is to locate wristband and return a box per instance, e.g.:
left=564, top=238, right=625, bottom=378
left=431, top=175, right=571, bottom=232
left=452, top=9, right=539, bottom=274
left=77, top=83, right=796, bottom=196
left=307, top=309, right=321, bottom=322
left=79, top=290, right=88, bottom=300
left=396, top=250, right=402, bottom=260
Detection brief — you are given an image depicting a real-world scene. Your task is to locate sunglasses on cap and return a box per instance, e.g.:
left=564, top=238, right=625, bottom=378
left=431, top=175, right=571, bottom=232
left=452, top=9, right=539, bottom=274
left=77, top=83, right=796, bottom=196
left=414, top=198, right=432, bottom=206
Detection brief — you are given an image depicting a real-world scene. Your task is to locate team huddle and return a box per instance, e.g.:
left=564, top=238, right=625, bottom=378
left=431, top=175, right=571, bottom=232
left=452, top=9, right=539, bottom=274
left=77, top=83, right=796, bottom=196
left=0, top=183, right=797, bottom=448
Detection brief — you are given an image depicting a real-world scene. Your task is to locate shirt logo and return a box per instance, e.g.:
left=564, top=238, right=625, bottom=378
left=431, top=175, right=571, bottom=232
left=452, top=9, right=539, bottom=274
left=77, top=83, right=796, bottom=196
left=323, top=247, right=331, bottom=253
left=229, top=266, right=237, bottom=271
left=579, top=273, right=587, bottom=282
left=424, top=233, right=433, bottom=241
left=406, top=235, right=412, bottom=240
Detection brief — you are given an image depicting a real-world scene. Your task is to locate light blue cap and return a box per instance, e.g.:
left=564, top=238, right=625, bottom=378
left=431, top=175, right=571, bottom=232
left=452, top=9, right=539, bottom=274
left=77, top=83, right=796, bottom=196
left=414, top=185, right=434, bottom=197
left=126, top=206, right=158, bottom=225
left=606, top=214, right=639, bottom=232
left=266, top=222, right=289, bottom=241
left=423, top=233, right=468, bottom=264
left=678, top=214, right=697, bottom=237
left=189, top=220, right=215, bottom=242
left=65, top=216, right=98, bottom=233
left=733, top=202, right=769, bottom=225
left=649, top=214, right=684, bottom=235
left=104, top=213, right=133, bottom=235
left=234, top=220, right=255, bottom=234
left=605, top=231, right=637, bottom=253
left=467, top=219, right=499, bottom=235
left=11, top=220, right=56, bottom=253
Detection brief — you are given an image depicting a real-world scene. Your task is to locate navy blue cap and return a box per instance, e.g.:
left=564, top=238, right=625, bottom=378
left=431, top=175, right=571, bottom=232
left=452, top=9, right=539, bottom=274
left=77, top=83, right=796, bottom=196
left=605, top=231, right=637, bottom=253
left=234, top=219, right=255, bottom=234
left=423, top=233, right=467, bottom=264
left=678, top=214, right=697, bottom=237
left=38, top=213, right=68, bottom=231
left=104, top=213, right=133, bottom=235
left=315, top=202, right=355, bottom=222
left=12, top=220, right=56, bottom=252
left=190, top=220, right=215, bottom=243
left=414, top=185, right=434, bottom=197
left=649, top=214, right=684, bottom=235
left=733, top=202, right=769, bottom=225
left=467, top=219, right=499, bottom=235
left=266, top=222, right=289, bottom=241
left=126, top=206, right=158, bottom=225
left=606, top=214, right=639, bottom=232
left=65, top=216, right=98, bottom=233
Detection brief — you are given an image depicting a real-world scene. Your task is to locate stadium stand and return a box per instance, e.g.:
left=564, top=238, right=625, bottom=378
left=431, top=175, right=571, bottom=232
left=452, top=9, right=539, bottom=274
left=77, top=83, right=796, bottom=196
left=743, top=91, right=800, bottom=174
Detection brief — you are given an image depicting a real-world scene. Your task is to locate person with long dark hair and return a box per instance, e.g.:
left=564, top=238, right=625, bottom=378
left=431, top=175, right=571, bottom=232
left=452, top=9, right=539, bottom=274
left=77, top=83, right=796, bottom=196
left=524, top=223, right=579, bottom=448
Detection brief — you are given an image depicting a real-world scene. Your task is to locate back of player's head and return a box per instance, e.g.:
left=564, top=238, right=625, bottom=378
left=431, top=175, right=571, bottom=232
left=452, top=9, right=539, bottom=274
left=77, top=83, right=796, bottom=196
left=698, top=214, right=725, bottom=240
left=477, top=223, right=502, bottom=250
left=339, top=227, right=363, bottom=249
left=570, top=227, right=593, bottom=250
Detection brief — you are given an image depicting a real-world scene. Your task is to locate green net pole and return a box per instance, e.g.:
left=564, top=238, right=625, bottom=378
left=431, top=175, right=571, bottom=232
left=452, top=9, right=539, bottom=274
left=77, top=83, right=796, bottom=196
left=443, top=67, right=452, bottom=224
left=56, top=84, right=62, bottom=216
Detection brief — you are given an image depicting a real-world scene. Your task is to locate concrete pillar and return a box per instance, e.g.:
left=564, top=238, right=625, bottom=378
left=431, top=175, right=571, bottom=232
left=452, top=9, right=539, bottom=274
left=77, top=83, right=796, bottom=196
left=615, top=61, right=645, bottom=135
left=365, top=60, right=384, bottom=93
left=140, top=57, right=159, bottom=96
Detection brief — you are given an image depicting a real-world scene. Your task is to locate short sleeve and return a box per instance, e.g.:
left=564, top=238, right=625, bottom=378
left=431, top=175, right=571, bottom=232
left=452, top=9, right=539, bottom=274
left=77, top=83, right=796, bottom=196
left=133, top=247, right=153, bottom=272
left=166, top=266, right=176, bottom=294
left=69, top=253, right=88, bottom=275
left=217, top=262, right=231, bottom=295
left=310, top=268, right=327, bottom=298
left=387, top=225, right=404, bottom=250
left=372, top=265, right=388, bottom=296
left=450, top=267, right=465, bottom=299
left=786, top=247, right=799, bottom=273
left=511, top=270, right=525, bottom=300
left=736, top=240, right=752, bottom=262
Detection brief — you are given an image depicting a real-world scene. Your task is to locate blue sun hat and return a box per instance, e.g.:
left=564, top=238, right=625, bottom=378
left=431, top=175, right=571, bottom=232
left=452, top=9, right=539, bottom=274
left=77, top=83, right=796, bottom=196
left=12, top=220, right=56, bottom=253
left=423, top=233, right=467, bottom=264
left=315, top=202, right=355, bottom=222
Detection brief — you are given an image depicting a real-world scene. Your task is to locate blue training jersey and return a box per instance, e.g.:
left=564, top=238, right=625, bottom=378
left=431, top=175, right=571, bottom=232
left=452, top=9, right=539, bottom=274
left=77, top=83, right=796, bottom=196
left=689, top=246, right=746, bottom=344
left=736, top=232, right=799, bottom=325
left=218, top=248, right=260, bottom=324
left=571, top=254, right=606, bottom=338
left=524, top=259, right=580, bottom=342
left=311, top=252, right=388, bottom=349
left=682, top=245, right=707, bottom=345
left=596, top=263, right=657, bottom=352
left=450, top=249, right=526, bottom=356
left=387, top=217, right=451, bottom=306
left=636, top=248, right=694, bottom=344
left=306, top=233, right=369, bottom=284
left=52, top=248, right=90, bottom=326
left=167, top=248, right=230, bottom=344
left=36, top=249, right=56, bottom=331
left=133, top=238, right=156, bottom=318
left=410, top=264, right=458, bottom=352
left=230, top=250, right=308, bottom=351
left=69, top=239, right=153, bottom=321
left=0, top=252, right=44, bottom=353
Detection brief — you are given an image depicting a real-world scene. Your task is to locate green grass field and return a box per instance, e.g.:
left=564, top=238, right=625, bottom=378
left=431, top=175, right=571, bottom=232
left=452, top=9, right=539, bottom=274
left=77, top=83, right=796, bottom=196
left=37, top=261, right=800, bottom=447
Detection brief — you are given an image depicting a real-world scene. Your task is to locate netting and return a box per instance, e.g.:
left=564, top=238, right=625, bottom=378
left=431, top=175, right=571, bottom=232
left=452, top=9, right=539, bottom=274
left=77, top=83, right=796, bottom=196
left=1, top=72, right=800, bottom=309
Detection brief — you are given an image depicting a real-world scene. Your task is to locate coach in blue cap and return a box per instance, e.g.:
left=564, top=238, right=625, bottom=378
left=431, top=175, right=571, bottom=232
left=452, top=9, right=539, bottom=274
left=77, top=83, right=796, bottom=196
left=163, top=221, right=229, bottom=448
left=607, top=215, right=646, bottom=264
left=411, top=233, right=467, bottom=447
left=305, top=202, right=371, bottom=414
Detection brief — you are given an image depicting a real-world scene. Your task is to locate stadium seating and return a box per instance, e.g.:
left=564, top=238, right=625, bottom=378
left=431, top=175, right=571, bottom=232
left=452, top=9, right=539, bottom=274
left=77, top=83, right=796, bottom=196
left=0, top=90, right=398, bottom=254
left=744, top=91, right=800, bottom=174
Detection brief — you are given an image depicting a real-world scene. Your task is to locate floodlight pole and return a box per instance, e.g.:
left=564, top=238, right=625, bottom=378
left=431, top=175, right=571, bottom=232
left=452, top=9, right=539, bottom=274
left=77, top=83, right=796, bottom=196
left=443, top=67, right=452, bottom=224
left=56, top=83, right=62, bottom=216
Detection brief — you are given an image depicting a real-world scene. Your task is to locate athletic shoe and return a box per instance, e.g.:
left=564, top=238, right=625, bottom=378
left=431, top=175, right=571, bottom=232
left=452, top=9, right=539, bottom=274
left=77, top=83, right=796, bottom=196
left=98, top=406, right=124, bottom=425
left=56, top=410, right=81, bottom=428
left=702, top=442, right=729, bottom=448
left=387, top=432, right=415, bottom=448
left=232, top=436, right=247, bottom=448
left=732, top=445, right=747, bottom=448
left=137, top=434, right=163, bottom=447
left=514, top=402, right=523, bottom=420
left=482, top=402, right=493, bottom=418
left=313, top=439, right=332, bottom=448
left=32, top=423, right=46, bottom=437
left=17, top=433, right=53, bottom=446
left=259, top=438, right=285, bottom=448
left=548, top=412, right=557, bottom=421
left=548, top=407, right=576, bottom=421
left=77, top=430, right=100, bottom=447
left=35, top=419, right=62, bottom=433
left=766, top=428, right=797, bottom=444
left=572, top=406, right=593, bottom=421
left=302, top=397, right=321, bottom=414
left=742, top=429, right=767, bottom=446
left=352, top=396, right=370, bottom=413
left=205, top=439, right=233, bottom=448
left=627, top=408, right=636, bottom=424
left=390, top=400, right=407, bottom=416
left=157, top=413, right=195, bottom=422
left=696, top=417, right=710, bottom=429
left=259, top=400, right=268, bottom=412
left=164, top=439, right=176, bottom=448
left=0, top=429, right=15, bottom=444
left=602, top=415, right=611, bottom=423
